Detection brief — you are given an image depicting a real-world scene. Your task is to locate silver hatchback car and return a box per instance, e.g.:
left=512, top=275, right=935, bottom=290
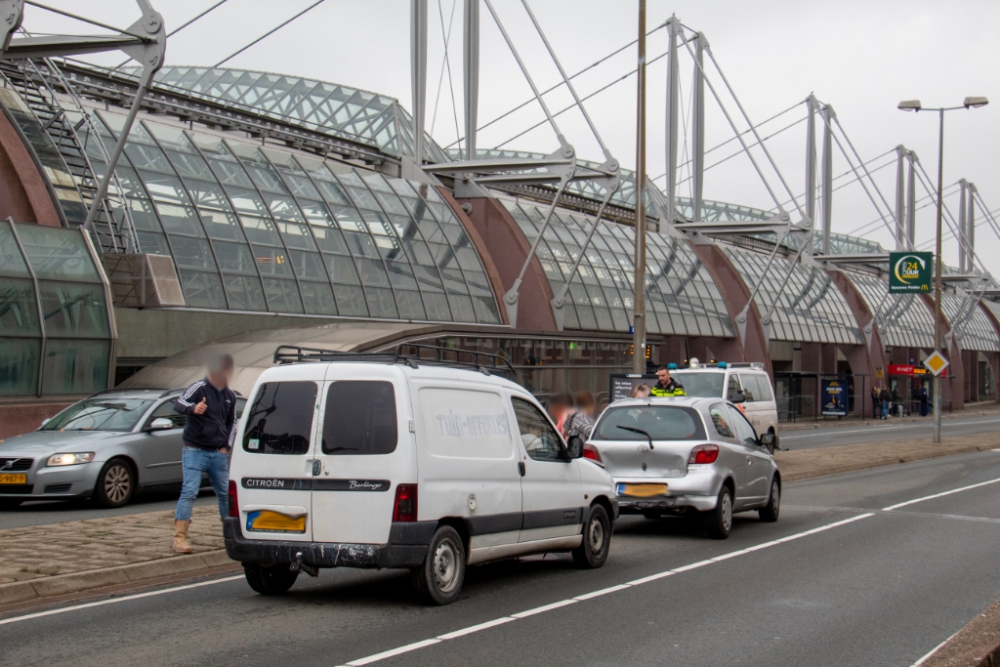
left=0, top=388, right=246, bottom=510
left=584, top=396, right=780, bottom=539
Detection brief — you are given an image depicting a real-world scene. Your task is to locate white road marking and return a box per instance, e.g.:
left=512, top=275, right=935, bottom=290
left=334, top=512, right=875, bottom=666
left=910, top=627, right=963, bottom=667
left=882, top=476, right=1000, bottom=511
left=0, top=575, right=243, bottom=627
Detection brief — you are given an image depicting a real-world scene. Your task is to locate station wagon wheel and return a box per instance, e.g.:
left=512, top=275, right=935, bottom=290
left=413, top=526, right=466, bottom=605
left=94, top=459, right=134, bottom=508
left=572, top=504, right=611, bottom=568
left=704, top=486, right=733, bottom=540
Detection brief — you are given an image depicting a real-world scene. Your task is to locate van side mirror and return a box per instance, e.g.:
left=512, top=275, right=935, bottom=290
left=565, top=433, right=585, bottom=459
left=729, top=391, right=746, bottom=404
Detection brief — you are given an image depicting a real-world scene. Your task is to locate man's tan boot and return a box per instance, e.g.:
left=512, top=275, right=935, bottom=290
left=173, top=519, right=194, bottom=554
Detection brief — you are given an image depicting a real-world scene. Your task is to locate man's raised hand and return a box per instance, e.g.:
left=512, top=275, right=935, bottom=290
left=193, top=397, right=208, bottom=415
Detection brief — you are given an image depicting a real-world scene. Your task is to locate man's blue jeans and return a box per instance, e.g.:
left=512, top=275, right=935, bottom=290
left=175, top=446, right=229, bottom=521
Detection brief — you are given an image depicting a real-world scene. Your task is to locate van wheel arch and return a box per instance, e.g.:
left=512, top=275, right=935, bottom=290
left=591, top=496, right=615, bottom=528
left=436, top=517, right=471, bottom=557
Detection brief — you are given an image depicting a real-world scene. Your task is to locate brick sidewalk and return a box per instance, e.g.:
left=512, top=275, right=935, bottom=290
left=0, top=506, right=223, bottom=586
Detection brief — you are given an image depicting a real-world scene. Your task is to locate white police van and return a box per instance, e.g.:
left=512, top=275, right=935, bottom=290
left=225, top=345, right=618, bottom=605
left=669, top=359, right=780, bottom=452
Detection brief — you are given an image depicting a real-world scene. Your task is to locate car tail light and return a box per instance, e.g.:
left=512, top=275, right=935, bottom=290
left=688, top=444, right=720, bottom=465
left=583, top=444, right=602, bottom=463
left=392, top=483, right=418, bottom=522
left=228, top=480, right=239, bottom=517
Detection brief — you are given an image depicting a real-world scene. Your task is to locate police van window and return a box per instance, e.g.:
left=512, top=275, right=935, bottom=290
left=323, top=381, right=398, bottom=455
left=512, top=397, right=563, bottom=462
left=709, top=403, right=734, bottom=438
left=737, top=374, right=756, bottom=402
left=243, top=382, right=318, bottom=454
left=727, top=375, right=742, bottom=401
left=752, top=375, right=774, bottom=401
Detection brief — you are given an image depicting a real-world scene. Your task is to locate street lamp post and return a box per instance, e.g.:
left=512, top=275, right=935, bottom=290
left=898, top=96, right=988, bottom=443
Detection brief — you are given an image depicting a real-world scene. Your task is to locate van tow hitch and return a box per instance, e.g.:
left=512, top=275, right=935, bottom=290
left=290, top=551, right=319, bottom=577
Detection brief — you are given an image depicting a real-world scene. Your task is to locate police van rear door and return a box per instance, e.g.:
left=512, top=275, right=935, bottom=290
left=235, top=364, right=323, bottom=542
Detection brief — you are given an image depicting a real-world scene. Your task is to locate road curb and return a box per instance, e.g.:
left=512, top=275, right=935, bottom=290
left=0, top=550, right=236, bottom=607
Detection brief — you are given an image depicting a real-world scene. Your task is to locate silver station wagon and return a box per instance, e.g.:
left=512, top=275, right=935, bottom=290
left=583, top=396, right=780, bottom=539
left=0, top=388, right=246, bottom=510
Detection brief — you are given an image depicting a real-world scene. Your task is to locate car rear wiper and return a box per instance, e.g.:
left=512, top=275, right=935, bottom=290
left=617, top=425, right=654, bottom=450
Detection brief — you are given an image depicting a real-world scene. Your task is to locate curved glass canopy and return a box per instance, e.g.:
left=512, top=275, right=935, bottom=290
left=941, top=292, right=1000, bottom=352
left=724, top=247, right=862, bottom=345
left=144, top=67, right=450, bottom=163
left=503, top=199, right=733, bottom=337
left=72, top=108, right=500, bottom=325
left=847, top=271, right=935, bottom=350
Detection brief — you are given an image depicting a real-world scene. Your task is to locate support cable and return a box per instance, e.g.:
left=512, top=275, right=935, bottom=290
left=23, top=1, right=153, bottom=41
left=771, top=148, right=896, bottom=214
left=213, top=0, right=325, bottom=68
left=855, top=181, right=959, bottom=238
left=831, top=116, right=903, bottom=236
left=700, top=44, right=806, bottom=221
left=444, top=19, right=670, bottom=149
left=112, top=0, right=230, bottom=69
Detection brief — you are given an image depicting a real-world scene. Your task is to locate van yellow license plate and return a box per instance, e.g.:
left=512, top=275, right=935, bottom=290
left=617, top=483, right=668, bottom=498
left=246, top=510, right=307, bottom=533
left=0, top=474, right=27, bottom=485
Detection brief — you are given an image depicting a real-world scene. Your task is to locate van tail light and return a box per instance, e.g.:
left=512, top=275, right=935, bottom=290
left=228, top=480, right=239, bottom=517
left=392, top=483, right=418, bottom=522
left=688, top=444, right=720, bottom=465
left=583, top=444, right=602, bottom=464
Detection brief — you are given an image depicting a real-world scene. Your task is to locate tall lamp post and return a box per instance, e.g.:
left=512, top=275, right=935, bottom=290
left=898, top=96, right=988, bottom=443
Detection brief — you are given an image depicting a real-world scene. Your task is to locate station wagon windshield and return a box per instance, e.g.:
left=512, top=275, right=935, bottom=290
left=40, top=399, right=155, bottom=432
left=594, top=406, right=706, bottom=441
left=670, top=372, right=725, bottom=398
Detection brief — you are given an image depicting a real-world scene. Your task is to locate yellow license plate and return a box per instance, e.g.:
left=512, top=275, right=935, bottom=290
left=618, top=483, right=668, bottom=498
left=0, top=473, right=27, bottom=484
left=246, top=510, right=307, bottom=533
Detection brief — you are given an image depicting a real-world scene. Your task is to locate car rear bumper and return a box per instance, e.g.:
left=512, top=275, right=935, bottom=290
left=223, top=518, right=433, bottom=569
left=614, top=468, right=724, bottom=513
left=617, top=494, right=718, bottom=513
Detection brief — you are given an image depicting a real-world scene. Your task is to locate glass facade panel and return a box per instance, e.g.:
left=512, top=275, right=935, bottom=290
left=41, top=339, right=111, bottom=396
left=14, top=225, right=101, bottom=282
left=848, top=271, right=935, bottom=349
left=0, top=338, right=40, bottom=396
left=0, top=278, right=40, bottom=336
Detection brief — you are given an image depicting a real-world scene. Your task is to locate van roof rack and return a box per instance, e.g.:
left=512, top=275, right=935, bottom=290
left=273, top=343, right=516, bottom=377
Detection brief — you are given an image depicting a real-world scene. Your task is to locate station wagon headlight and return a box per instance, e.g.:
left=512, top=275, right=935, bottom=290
left=46, top=452, right=95, bottom=467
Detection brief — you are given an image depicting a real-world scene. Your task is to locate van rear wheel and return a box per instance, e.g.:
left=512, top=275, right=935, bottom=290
left=412, top=526, right=465, bottom=605
left=244, top=563, right=298, bottom=595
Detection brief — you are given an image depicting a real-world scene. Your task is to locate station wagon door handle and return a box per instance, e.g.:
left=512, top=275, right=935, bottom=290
left=518, top=462, right=526, bottom=477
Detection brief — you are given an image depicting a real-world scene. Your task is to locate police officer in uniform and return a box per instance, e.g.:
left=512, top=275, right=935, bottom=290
left=651, top=366, right=685, bottom=397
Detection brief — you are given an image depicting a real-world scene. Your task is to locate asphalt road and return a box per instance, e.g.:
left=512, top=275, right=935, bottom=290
left=4, top=451, right=1000, bottom=667
left=780, top=413, right=1000, bottom=450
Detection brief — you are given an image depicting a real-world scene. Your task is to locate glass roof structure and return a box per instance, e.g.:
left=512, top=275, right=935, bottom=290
left=847, top=271, right=935, bottom=350
left=142, top=67, right=451, bottom=163
left=71, top=108, right=500, bottom=324
left=941, top=292, right=1000, bottom=352
left=0, top=220, right=113, bottom=396
left=503, top=199, right=733, bottom=337
left=723, top=247, right=862, bottom=345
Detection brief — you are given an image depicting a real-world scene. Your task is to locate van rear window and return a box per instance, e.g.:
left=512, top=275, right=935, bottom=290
left=323, top=381, right=397, bottom=455
left=243, top=382, right=317, bottom=454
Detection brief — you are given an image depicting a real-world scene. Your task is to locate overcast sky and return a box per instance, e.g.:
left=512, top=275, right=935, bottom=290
left=26, top=0, right=1000, bottom=274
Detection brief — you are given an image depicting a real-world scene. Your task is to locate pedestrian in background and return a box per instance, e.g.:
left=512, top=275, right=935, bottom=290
left=918, top=384, right=929, bottom=417
left=172, top=354, right=237, bottom=554
left=651, top=366, right=685, bottom=397
left=879, top=386, right=891, bottom=420
left=870, top=386, right=880, bottom=420
left=631, top=384, right=652, bottom=398
left=568, top=391, right=596, bottom=439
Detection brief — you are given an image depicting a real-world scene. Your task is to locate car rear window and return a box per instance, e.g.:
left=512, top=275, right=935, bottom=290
left=670, top=372, right=725, bottom=398
left=322, top=381, right=398, bottom=455
left=243, top=382, right=317, bottom=454
left=593, top=405, right=706, bottom=441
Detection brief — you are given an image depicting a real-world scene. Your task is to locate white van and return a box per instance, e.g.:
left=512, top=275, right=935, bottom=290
left=224, top=345, right=618, bottom=605
left=669, top=360, right=780, bottom=451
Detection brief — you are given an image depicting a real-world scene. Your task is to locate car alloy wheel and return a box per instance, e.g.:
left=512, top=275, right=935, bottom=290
left=104, top=464, right=131, bottom=504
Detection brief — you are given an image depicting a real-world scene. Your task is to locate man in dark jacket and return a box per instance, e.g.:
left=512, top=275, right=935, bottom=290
left=172, top=354, right=236, bottom=553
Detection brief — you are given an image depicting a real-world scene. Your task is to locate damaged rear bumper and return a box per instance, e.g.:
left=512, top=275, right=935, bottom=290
left=223, top=518, right=433, bottom=569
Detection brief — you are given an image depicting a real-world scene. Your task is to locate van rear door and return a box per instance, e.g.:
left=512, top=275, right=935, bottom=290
left=236, top=369, right=322, bottom=542
left=310, top=364, right=411, bottom=545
